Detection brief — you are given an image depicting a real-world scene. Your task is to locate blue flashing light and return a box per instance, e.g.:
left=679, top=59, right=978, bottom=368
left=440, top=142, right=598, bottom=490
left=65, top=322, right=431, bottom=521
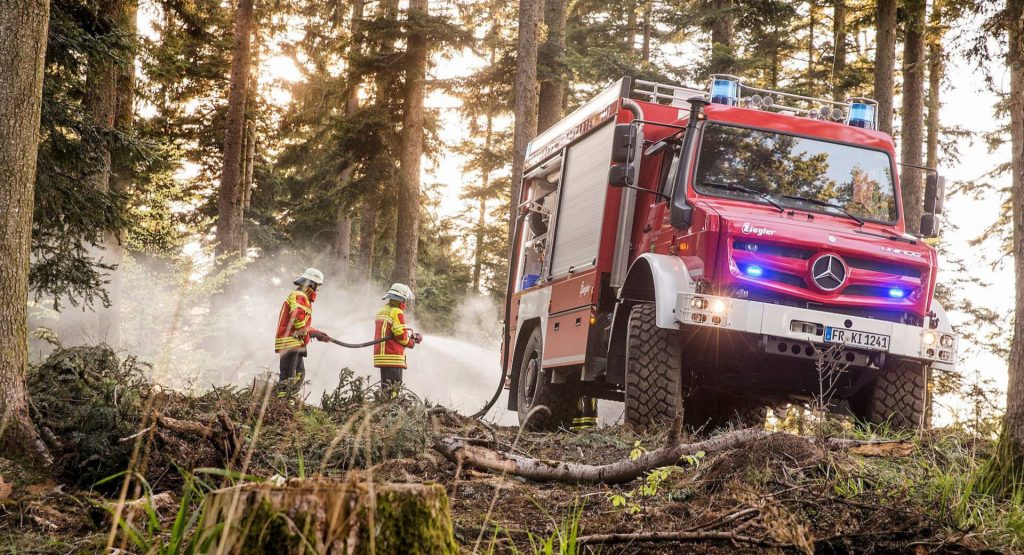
left=711, top=79, right=739, bottom=106
left=887, top=287, right=905, bottom=299
left=848, top=102, right=875, bottom=129
left=744, top=265, right=764, bottom=278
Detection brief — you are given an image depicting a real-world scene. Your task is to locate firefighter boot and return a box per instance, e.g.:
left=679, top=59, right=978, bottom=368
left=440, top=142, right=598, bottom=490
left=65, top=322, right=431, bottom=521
left=571, top=397, right=598, bottom=432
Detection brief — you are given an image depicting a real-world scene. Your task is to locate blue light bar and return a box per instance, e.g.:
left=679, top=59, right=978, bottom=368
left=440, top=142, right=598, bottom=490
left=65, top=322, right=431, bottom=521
left=711, top=78, right=739, bottom=106
left=888, top=287, right=905, bottom=299
left=745, top=265, right=763, bottom=278
left=848, top=102, right=875, bottom=130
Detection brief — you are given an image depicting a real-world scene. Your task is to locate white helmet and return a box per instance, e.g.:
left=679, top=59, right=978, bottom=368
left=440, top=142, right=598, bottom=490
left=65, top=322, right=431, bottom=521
left=383, top=283, right=414, bottom=302
left=294, top=267, right=325, bottom=287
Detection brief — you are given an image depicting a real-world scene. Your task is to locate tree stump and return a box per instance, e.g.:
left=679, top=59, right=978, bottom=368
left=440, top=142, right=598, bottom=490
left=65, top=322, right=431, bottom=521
left=199, top=480, right=458, bottom=554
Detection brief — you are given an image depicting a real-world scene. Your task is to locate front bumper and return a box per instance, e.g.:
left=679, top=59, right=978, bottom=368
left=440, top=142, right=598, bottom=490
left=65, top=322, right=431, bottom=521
left=675, top=292, right=958, bottom=371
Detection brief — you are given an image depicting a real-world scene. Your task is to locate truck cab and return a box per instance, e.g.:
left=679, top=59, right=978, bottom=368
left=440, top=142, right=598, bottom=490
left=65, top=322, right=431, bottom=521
left=502, top=76, right=956, bottom=432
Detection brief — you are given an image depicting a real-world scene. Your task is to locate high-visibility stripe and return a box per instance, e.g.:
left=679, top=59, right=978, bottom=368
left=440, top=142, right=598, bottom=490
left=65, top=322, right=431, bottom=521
left=373, top=355, right=407, bottom=366
left=373, top=355, right=407, bottom=363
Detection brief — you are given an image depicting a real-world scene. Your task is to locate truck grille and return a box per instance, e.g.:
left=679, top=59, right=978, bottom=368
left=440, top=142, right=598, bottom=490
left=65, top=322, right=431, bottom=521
left=730, top=239, right=926, bottom=303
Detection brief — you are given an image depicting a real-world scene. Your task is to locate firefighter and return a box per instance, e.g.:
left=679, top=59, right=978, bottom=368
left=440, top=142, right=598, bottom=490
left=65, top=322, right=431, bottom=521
left=571, top=397, right=598, bottom=432
left=373, top=283, right=423, bottom=392
left=274, top=268, right=330, bottom=383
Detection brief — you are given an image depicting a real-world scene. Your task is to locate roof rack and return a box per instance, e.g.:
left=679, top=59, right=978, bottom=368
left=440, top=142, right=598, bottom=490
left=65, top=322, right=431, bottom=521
left=632, top=75, right=879, bottom=129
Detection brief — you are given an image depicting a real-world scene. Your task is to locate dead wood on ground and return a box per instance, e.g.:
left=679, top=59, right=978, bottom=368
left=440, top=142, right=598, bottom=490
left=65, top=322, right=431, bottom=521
left=435, top=427, right=916, bottom=485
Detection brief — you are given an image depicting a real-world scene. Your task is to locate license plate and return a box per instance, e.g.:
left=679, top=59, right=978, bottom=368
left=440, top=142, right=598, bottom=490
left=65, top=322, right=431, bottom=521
left=824, top=327, right=890, bottom=351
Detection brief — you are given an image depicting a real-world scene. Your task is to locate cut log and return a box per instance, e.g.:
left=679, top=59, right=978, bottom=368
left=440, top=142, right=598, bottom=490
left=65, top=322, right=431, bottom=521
left=199, top=480, right=458, bottom=554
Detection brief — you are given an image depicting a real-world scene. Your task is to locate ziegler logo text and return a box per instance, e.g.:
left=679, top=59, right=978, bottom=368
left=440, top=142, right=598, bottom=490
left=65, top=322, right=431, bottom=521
left=741, top=223, right=776, bottom=237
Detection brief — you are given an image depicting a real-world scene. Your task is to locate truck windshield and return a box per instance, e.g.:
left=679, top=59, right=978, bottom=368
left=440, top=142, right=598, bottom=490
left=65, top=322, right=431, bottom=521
left=693, top=123, right=898, bottom=223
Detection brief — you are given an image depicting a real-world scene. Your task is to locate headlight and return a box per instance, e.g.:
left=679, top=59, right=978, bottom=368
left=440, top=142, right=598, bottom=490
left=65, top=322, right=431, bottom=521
left=940, top=335, right=955, bottom=348
left=690, top=297, right=708, bottom=310
left=922, top=331, right=937, bottom=346
left=711, top=300, right=727, bottom=314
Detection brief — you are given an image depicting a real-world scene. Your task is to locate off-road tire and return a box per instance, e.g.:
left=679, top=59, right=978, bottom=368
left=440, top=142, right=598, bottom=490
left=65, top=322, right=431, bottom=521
left=850, top=361, right=929, bottom=431
left=516, top=327, right=580, bottom=431
left=625, top=303, right=684, bottom=429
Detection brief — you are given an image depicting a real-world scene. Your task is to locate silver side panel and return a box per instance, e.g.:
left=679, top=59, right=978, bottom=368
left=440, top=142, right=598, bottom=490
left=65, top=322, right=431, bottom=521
left=514, top=287, right=552, bottom=341
left=548, top=121, right=615, bottom=277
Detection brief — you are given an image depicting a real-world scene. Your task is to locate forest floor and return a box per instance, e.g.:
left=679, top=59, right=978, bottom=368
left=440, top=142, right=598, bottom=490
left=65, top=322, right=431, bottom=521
left=0, top=345, right=1020, bottom=554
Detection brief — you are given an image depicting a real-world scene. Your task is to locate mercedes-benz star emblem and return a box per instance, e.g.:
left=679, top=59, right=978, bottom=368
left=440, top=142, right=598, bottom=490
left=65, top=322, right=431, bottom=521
left=811, top=254, right=847, bottom=291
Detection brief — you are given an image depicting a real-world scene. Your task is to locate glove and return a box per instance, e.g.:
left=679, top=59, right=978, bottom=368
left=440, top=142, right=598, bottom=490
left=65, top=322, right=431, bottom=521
left=310, top=330, right=330, bottom=342
left=412, top=332, right=423, bottom=344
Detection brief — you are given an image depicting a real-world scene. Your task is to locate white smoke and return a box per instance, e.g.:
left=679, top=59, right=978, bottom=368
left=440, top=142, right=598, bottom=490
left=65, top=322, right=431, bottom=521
left=28, top=250, right=518, bottom=425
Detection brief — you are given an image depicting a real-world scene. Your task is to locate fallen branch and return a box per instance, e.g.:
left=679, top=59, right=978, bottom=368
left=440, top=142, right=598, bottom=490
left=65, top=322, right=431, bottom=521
left=156, top=415, right=214, bottom=438
left=576, top=530, right=787, bottom=547
left=433, top=428, right=766, bottom=484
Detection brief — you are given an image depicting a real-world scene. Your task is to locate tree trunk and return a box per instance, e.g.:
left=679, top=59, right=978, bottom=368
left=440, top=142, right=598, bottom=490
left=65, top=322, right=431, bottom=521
left=708, top=0, right=734, bottom=75
left=509, top=0, right=542, bottom=241
left=473, top=197, right=486, bottom=293
left=873, top=0, right=897, bottom=135
left=0, top=0, right=53, bottom=467
left=1002, top=0, right=1024, bottom=466
left=900, top=0, right=927, bottom=236
left=391, top=0, right=428, bottom=293
left=215, top=0, right=256, bottom=258
left=85, top=0, right=117, bottom=343
left=331, top=0, right=365, bottom=281
left=807, top=0, right=816, bottom=82
left=333, top=206, right=353, bottom=279
left=356, top=198, right=378, bottom=281
left=240, top=114, right=256, bottom=253
left=97, top=0, right=136, bottom=346
left=625, top=0, right=637, bottom=48
left=641, top=1, right=651, bottom=63
left=832, top=0, right=847, bottom=101
left=925, top=0, right=943, bottom=169
left=200, top=481, right=458, bottom=554
left=537, top=0, right=567, bottom=133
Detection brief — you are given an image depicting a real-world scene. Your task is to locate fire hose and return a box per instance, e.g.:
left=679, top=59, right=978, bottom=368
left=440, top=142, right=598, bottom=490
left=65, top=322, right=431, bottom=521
left=325, top=335, right=393, bottom=348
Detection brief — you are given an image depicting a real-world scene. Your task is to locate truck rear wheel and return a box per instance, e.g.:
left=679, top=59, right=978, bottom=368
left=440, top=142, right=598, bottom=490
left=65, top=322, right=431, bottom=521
left=850, top=361, right=929, bottom=431
left=625, top=303, right=684, bottom=429
left=516, top=327, right=579, bottom=431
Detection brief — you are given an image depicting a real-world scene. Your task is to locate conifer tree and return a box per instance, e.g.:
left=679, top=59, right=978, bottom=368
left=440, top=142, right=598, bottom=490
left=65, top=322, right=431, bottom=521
left=873, top=0, right=897, bottom=134
left=216, top=0, right=257, bottom=257
left=0, top=0, right=52, bottom=467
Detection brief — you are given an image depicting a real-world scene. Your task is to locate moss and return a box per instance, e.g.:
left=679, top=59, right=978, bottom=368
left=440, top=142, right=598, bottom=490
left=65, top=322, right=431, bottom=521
left=236, top=498, right=321, bottom=555
left=357, top=484, right=458, bottom=555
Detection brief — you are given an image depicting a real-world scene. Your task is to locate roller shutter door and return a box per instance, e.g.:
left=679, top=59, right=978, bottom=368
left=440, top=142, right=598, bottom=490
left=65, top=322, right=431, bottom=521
left=548, top=122, right=614, bottom=277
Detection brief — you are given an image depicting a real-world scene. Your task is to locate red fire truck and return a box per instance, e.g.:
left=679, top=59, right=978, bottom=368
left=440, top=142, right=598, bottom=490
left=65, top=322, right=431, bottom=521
left=500, top=76, right=957, bottom=432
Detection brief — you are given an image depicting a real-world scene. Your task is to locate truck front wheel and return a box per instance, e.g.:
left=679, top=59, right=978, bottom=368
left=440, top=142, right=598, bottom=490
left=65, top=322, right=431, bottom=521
left=850, top=361, right=929, bottom=431
left=516, top=327, right=580, bottom=431
left=625, top=303, right=685, bottom=429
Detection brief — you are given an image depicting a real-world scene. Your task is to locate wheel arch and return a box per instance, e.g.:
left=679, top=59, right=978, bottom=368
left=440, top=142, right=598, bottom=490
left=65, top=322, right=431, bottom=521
left=506, top=318, right=541, bottom=411
left=606, top=253, right=700, bottom=385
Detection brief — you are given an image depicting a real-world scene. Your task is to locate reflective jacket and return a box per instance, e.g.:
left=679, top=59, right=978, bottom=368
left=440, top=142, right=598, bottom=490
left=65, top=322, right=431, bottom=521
left=373, top=304, right=414, bottom=368
left=274, top=290, right=317, bottom=353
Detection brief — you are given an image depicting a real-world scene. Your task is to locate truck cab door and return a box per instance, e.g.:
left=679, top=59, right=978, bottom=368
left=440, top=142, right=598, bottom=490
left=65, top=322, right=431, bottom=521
left=639, top=143, right=682, bottom=254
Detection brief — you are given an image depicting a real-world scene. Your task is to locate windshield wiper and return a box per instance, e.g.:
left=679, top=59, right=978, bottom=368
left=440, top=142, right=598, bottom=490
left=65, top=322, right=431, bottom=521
left=700, top=181, right=785, bottom=213
left=780, top=195, right=865, bottom=226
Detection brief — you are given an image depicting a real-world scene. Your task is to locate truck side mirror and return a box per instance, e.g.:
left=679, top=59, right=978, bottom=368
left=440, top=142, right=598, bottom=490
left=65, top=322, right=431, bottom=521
left=608, top=164, right=634, bottom=187
left=924, top=174, right=945, bottom=215
left=920, top=213, right=940, bottom=238
left=611, top=124, right=639, bottom=164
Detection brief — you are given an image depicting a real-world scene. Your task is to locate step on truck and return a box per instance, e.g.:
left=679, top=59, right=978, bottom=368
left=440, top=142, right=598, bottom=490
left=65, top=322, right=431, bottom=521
left=501, top=75, right=958, bottom=432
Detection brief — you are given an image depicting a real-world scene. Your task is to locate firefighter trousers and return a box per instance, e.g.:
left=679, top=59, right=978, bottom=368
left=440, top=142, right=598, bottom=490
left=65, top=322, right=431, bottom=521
left=279, top=349, right=306, bottom=382
left=379, top=367, right=403, bottom=387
